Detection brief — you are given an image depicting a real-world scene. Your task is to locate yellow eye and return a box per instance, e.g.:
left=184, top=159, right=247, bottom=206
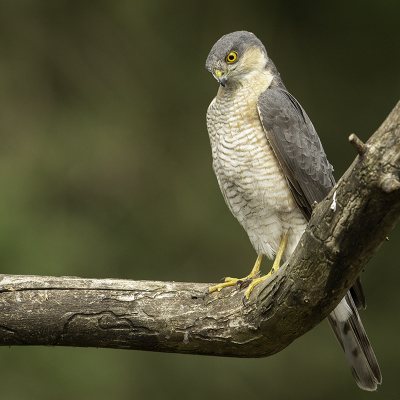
left=226, top=51, right=238, bottom=63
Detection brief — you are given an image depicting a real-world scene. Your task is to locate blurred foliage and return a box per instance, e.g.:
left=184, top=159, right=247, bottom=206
left=0, top=1, right=399, bottom=399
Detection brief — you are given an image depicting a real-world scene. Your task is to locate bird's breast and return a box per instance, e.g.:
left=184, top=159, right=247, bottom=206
left=207, top=86, right=295, bottom=212
left=206, top=83, right=307, bottom=258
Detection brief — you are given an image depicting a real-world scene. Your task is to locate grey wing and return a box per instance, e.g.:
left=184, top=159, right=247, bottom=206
left=257, top=88, right=366, bottom=305
left=257, top=88, right=335, bottom=220
left=257, top=89, right=381, bottom=388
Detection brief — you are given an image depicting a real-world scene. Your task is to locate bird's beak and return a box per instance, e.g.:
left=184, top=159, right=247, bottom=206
left=215, top=69, right=228, bottom=87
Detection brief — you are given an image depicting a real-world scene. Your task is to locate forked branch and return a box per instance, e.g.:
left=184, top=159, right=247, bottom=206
left=1, top=101, right=400, bottom=357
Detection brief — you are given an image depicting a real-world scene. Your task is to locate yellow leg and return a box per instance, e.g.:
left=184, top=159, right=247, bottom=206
left=207, top=254, right=264, bottom=294
left=243, top=233, right=288, bottom=300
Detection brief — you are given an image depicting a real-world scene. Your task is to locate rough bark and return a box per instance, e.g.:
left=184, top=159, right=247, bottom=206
left=1, top=101, right=400, bottom=357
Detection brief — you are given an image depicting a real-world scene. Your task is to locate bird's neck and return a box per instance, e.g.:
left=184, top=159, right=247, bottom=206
left=217, top=69, right=275, bottom=101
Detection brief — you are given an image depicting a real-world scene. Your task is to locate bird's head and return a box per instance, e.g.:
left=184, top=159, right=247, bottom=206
left=205, top=31, right=269, bottom=88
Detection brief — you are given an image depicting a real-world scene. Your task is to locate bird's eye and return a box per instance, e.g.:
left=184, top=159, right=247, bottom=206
left=226, top=51, right=238, bottom=63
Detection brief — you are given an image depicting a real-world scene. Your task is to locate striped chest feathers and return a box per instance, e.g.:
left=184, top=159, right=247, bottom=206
left=207, top=86, right=272, bottom=178
left=206, top=75, right=295, bottom=213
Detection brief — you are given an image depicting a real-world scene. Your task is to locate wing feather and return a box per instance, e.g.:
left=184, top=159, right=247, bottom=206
left=257, top=87, right=381, bottom=389
left=257, top=88, right=335, bottom=219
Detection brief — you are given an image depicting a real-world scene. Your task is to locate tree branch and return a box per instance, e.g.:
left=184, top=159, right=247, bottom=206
left=1, top=101, right=400, bottom=357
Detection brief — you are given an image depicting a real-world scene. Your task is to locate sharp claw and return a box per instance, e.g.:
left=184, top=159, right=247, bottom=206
left=220, top=276, right=228, bottom=283
left=202, top=287, right=210, bottom=298
left=235, top=280, right=243, bottom=290
left=238, top=279, right=252, bottom=290
left=242, top=294, right=249, bottom=306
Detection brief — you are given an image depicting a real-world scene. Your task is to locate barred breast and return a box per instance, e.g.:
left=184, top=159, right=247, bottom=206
left=206, top=72, right=307, bottom=261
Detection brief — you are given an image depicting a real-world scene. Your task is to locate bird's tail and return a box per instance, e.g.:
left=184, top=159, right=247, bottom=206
left=327, top=293, right=382, bottom=391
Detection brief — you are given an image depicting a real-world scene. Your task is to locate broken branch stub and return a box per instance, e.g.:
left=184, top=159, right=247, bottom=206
left=0, top=101, right=399, bottom=357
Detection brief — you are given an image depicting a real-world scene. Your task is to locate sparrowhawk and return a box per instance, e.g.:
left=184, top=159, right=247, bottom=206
left=205, top=31, right=381, bottom=391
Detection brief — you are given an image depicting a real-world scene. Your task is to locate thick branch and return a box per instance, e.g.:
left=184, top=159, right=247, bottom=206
left=1, top=102, right=400, bottom=357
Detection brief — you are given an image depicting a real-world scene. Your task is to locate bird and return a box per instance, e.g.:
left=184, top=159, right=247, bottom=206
left=204, top=30, right=382, bottom=391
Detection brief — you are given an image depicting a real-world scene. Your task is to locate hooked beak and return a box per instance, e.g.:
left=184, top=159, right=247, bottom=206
left=215, top=69, right=228, bottom=87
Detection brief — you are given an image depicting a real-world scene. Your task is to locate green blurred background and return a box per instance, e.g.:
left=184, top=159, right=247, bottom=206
left=0, top=1, right=399, bottom=399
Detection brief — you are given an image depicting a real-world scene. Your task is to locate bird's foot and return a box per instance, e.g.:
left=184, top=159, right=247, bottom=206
left=242, top=271, right=274, bottom=304
left=241, top=234, right=288, bottom=303
left=204, top=254, right=264, bottom=297
left=206, top=273, right=259, bottom=295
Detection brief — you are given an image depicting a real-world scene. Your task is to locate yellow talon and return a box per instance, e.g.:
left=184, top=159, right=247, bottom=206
left=207, top=254, right=263, bottom=294
left=208, top=277, right=239, bottom=293
left=207, top=233, right=289, bottom=302
left=244, top=233, right=288, bottom=300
